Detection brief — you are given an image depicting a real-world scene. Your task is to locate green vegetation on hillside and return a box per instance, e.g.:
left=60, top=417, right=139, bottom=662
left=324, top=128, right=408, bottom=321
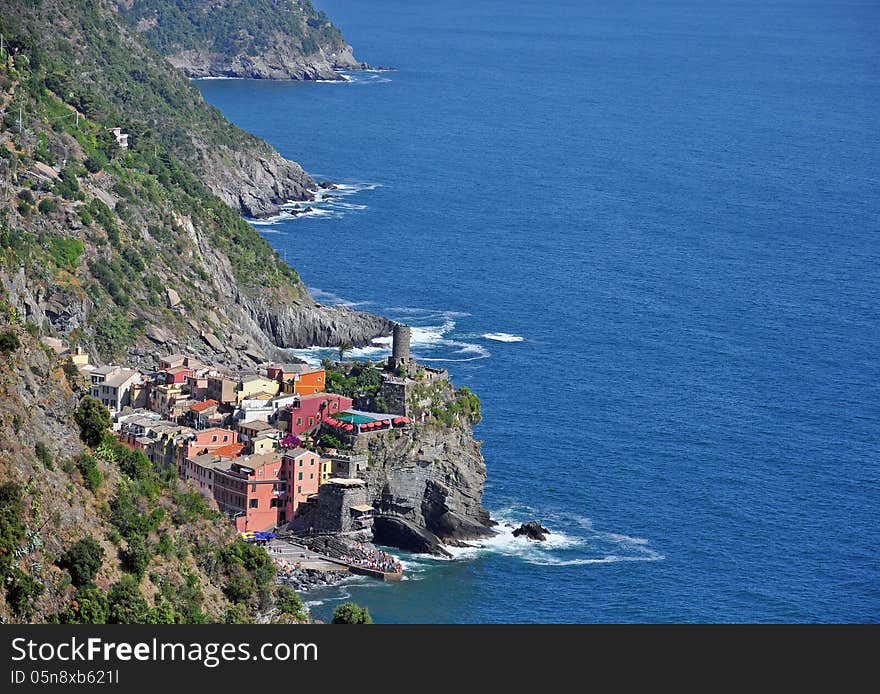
left=116, top=0, right=344, bottom=58
left=0, top=3, right=306, bottom=359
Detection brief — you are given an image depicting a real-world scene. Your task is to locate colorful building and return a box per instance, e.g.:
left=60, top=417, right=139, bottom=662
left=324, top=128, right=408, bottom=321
left=271, top=364, right=326, bottom=396
left=237, top=375, right=280, bottom=403
left=281, top=448, right=321, bottom=521
left=181, top=427, right=239, bottom=464
left=288, top=393, right=353, bottom=435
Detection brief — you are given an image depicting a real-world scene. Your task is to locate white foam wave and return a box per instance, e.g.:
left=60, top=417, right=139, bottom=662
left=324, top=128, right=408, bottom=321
left=338, top=71, right=392, bottom=85
left=439, top=510, right=663, bottom=567
left=483, top=332, right=524, bottom=343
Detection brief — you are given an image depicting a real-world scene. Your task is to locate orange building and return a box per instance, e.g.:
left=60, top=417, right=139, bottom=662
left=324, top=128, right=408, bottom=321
left=269, top=363, right=326, bottom=396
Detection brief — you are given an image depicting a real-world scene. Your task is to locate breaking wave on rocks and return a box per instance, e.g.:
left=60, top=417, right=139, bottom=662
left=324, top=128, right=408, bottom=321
left=435, top=505, right=663, bottom=567
left=285, top=303, right=492, bottom=365
left=246, top=181, right=381, bottom=226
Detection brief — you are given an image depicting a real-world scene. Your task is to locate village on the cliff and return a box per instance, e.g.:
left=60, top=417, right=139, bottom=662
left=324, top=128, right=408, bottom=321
left=53, top=325, right=451, bottom=581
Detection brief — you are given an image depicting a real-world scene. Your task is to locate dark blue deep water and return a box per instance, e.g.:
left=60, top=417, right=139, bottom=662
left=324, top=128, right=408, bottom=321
left=197, top=0, right=880, bottom=622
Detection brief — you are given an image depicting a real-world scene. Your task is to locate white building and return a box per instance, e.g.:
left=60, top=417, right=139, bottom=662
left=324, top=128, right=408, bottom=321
left=90, top=366, right=141, bottom=413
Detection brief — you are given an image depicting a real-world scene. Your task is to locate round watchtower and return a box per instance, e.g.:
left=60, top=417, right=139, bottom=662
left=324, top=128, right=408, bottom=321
left=392, top=324, right=412, bottom=361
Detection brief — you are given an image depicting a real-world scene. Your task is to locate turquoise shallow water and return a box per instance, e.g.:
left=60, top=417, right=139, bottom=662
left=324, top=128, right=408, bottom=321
left=197, top=0, right=880, bottom=622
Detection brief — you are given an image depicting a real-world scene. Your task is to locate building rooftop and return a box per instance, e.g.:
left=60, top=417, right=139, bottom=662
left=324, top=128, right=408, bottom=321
left=298, top=392, right=346, bottom=401
left=240, top=420, right=273, bottom=432
left=284, top=447, right=315, bottom=458
left=190, top=399, right=220, bottom=413
left=241, top=374, right=273, bottom=384
left=326, top=478, right=366, bottom=488
left=186, top=453, right=232, bottom=471
left=104, top=368, right=140, bottom=388
left=269, top=363, right=311, bottom=373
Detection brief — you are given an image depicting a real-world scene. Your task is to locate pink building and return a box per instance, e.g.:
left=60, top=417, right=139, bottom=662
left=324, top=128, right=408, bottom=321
left=281, top=448, right=322, bottom=522
left=288, top=393, right=353, bottom=436
left=181, top=427, right=239, bottom=465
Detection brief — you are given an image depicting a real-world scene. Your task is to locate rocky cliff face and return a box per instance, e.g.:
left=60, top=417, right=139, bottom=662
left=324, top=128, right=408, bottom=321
left=363, top=421, right=494, bottom=556
left=196, top=143, right=317, bottom=219
left=169, top=40, right=364, bottom=81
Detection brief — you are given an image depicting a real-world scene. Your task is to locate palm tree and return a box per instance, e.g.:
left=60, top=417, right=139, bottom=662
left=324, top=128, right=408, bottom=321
left=337, top=341, right=353, bottom=363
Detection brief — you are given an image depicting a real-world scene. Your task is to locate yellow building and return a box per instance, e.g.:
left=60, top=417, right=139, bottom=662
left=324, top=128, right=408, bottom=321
left=319, top=457, right=333, bottom=486
left=236, top=375, right=280, bottom=403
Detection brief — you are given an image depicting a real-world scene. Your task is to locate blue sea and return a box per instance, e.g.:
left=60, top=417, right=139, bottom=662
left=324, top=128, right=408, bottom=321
left=197, top=0, right=880, bottom=623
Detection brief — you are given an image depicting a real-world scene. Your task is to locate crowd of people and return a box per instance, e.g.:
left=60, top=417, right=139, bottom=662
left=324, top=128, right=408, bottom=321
left=344, top=543, right=402, bottom=574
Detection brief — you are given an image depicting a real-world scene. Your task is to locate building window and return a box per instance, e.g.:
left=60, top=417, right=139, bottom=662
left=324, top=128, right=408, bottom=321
left=310, top=473, right=314, bottom=480
left=251, top=484, right=257, bottom=492
left=308, top=417, right=314, bottom=426
left=298, top=472, right=303, bottom=481
left=296, top=417, right=302, bottom=426
left=258, top=469, right=263, bottom=477
left=310, top=459, right=314, bottom=466
left=299, top=460, right=303, bottom=467
left=211, top=435, right=217, bottom=442
left=249, top=499, right=258, bottom=509
left=223, top=435, right=228, bottom=442
left=297, top=486, right=302, bottom=494
left=273, top=469, right=278, bottom=476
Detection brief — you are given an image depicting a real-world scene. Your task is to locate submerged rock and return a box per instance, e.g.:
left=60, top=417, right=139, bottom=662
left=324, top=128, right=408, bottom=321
left=512, top=521, right=551, bottom=541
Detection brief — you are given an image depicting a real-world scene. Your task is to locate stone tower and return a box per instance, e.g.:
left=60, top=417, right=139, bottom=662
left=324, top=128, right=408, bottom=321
left=387, top=323, right=412, bottom=372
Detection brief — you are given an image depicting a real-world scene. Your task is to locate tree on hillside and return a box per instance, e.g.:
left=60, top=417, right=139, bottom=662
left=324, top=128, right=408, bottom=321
left=58, top=536, right=105, bottom=587
left=74, top=396, right=112, bottom=447
left=332, top=601, right=372, bottom=624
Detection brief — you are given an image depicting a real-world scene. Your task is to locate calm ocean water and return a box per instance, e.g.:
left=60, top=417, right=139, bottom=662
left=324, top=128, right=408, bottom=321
left=197, top=0, right=880, bottom=622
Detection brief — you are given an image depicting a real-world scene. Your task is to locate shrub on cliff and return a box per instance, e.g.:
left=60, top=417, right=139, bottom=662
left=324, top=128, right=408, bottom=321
left=0, top=330, right=20, bottom=355
left=107, top=575, right=149, bottom=624
left=332, top=602, right=372, bottom=624
left=121, top=535, right=152, bottom=578
left=34, top=441, right=54, bottom=469
left=58, top=536, right=105, bottom=587
left=216, top=539, right=276, bottom=606
left=74, top=396, right=112, bottom=447
left=75, top=453, right=104, bottom=492
left=274, top=585, right=307, bottom=622
left=0, top=482, right=27, bottom=582
left=5, top=567, right=44, bottom=619
left=51, top=586, right=110, bottom=624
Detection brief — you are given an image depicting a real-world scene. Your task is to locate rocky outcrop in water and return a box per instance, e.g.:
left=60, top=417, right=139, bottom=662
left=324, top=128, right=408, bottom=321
left=513, top=521, right=551, bottom=541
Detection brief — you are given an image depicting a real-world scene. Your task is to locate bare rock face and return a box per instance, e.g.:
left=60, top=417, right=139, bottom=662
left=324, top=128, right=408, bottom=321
left=167, top=40, right=363, bottom=82
left=242, top=298, right=394, bottom=349
left=199, top=147, right=317, bottom=219
left=366, top=421, right=494, bottom=556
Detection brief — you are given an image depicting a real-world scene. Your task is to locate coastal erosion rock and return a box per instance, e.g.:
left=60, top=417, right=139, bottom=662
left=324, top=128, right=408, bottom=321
left=372, top=516, right=453, bottom=559
left=367, top=421, right=494, bottom=556
left=199, top=146, right=317, bottom=220
left=243, top=298, right=394, bottom=349
left=512, top=521, right=551, bottom=541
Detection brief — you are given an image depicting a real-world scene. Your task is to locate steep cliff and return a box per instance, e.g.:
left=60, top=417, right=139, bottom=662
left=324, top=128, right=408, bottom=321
left=0, top=326, right=285, bottom=624
left=0, top=0, right=392, bottom=367
left=366, top=421, right=494, bottom=557
left=3, top=0, right=321, bottom=219
left=115, top=0, right=366, bottom=81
